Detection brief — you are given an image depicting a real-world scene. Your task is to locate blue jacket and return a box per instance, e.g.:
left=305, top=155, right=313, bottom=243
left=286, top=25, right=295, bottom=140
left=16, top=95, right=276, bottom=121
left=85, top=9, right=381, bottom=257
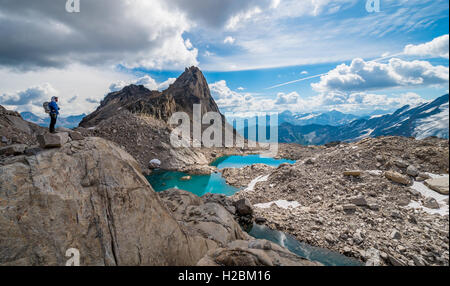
left=49, top=101, right=59, bottom=116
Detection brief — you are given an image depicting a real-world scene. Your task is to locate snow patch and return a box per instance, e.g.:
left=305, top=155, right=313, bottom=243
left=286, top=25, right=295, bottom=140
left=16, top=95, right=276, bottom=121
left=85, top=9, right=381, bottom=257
left=406, top=174, right=449, bottom=216
left=370, top=114, right=383, bottom=119
left=243, top=175, right=269, bottom=192
left=356, top=128, right=374, bottom=140
left=254, top=200, right=300, bottom=209
left=414, top=103, right=449, bottom=139
left=407, top=201, right=448, bottom=216
left=297, top=114, right=319, bottom=120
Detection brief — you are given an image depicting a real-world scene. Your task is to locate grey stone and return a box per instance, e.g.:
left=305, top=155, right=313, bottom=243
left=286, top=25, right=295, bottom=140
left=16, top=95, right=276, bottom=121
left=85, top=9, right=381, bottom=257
left=255, top=217, right=267, bottom=224
left=398, top=197, right=411, bottom=206
left=423, top=197, right=440, bottom=209
left=234, top=198, right=253, bottom=216
left=343, top=204, right=357, bottom=214
left=37, top=133, right=62, bottom=148
left=390, top=230, right=402, bottom=240
left=0, top=144, right=27, bottom=156
left=54, top=132, right=70, bottom=145
left=394, top=159, right=409, bottom=168
left=424, top=178, right=449, bottom=195
left=69, top=131, right=84, bottom=141
left=406, top=165, right=419, bottom=177
left=368, top=203, right=380, bottom=211
left=388, top=255, right=406, bottom=266
left=351, top=196, right=368, bottom=207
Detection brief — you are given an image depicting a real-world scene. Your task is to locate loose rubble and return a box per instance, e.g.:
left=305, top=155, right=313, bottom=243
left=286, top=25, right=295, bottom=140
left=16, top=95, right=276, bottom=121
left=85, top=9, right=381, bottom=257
left=229, top=136, right=449, bottom=266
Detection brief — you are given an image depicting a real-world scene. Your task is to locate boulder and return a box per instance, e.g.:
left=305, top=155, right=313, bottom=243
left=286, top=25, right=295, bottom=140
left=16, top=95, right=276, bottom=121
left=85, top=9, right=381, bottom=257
left=390, top=230, right=402, bottom=240
left=158, top=189, right=249, bottom=247
left=0, top=144, right=27, bottom=156
left=54, top=132, right=70, bottom=145
left=149, top=159, right=161, bottom=169
left=423, top=197, right=440, bottom=209
left=350, top=196, right=368, bottom=207
left=0, top=137, right=211, bottom=266
left=202, top=193, right=236, bottom=215
left=368, top=203, right=380, bottom=211
left=197, top=239, right=321, bottom=266
left=343, top=170, right=362, bottom=177
left=69, top=131, right=84, bottom=141
left=394, top=159, right=409, bottom=168
left=406, top=165, right=419, bottom=177
left=234, top=198, right=253, bottom=216
left=424, top=178, right=449, bottom=195
left=37, top=133, right=63, bottom=148
left=384, top=171, right=411, bottom=185
left=180, top=175, right=192, bottom=181
left=255, top=217, right=267, bottom=224
left=388, top=255, right=406, bottom=266
left=342, top=204, right=357, bottom=214
left=1, top=136, right=8, bottom=144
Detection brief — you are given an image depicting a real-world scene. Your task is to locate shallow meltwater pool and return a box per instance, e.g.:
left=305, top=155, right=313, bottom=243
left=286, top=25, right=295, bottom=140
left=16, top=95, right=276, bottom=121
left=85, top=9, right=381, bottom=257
left=249, top=224, right=363, bottom=266
left=146, top=154, right=362, bottom=266
left=211, top=154, right=296, bottom=170
left=146, top=170, right=239, bottom=196
left=146, top=155, right=295, bottom=196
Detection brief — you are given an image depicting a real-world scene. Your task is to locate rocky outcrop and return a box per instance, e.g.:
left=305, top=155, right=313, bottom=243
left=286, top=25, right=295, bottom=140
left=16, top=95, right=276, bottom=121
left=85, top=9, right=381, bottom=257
left=0, top=137, right=214, bottom=266
left=0, top=105, right=44, bottom=147
left=158, top=189, right=250, bottom=247
left=197, top=239, right=321, bottom=266
left=222, top=164, right=276, bottom=188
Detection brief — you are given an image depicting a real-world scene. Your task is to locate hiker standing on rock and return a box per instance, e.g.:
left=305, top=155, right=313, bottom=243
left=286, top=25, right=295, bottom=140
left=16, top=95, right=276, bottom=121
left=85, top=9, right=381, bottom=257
left=48, top=96, right=60, bottom=133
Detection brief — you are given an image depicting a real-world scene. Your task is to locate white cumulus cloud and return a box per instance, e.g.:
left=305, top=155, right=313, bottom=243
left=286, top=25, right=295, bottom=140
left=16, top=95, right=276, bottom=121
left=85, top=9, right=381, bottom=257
left=404, top=34, right=449, bottom=59
left=109, top=76, right=176, bottom=93
left=224, top=36, right=236, bottom=44
left=312, top=58, right=449, bottom=93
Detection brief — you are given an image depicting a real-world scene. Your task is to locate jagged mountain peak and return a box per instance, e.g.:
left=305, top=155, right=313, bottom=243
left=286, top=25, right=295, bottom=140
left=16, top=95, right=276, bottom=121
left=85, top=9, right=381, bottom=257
left=79, top=66, right=220, bottom=128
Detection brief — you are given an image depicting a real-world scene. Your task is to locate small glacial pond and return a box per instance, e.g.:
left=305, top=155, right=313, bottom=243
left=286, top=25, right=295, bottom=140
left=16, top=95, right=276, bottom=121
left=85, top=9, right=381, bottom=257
left=147, top=170, right=239, bottom=196
left=146, top=155, right=295, bottom=196
left=211, top=154, right=296, bottom=169
left=249, top=224, right=363, bottom=266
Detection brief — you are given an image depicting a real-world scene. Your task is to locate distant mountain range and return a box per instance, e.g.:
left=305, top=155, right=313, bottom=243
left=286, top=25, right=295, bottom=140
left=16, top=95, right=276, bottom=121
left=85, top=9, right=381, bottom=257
left=278, top=94, right=449, bottom=145
left=20, top=112, right=86, bottom=129
left=279, top=110, right=362, bottom=126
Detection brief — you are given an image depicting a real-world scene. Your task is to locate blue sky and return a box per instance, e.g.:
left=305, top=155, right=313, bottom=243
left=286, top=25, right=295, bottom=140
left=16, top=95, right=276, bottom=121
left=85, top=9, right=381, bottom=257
left=0, top=0, right=448, bottom=116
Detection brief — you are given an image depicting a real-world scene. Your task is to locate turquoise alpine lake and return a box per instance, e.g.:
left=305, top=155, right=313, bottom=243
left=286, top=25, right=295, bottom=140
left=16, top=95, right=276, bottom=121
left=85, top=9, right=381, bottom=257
left=145, top=154, right=363, bottom=266
left=211, top=154, right=296, bottom=169
left=146, top=155, right=296, bottom=196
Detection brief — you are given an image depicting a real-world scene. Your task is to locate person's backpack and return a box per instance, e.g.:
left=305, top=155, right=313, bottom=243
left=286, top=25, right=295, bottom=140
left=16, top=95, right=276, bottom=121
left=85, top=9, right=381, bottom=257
left=43, top=102, right=50, bottom=114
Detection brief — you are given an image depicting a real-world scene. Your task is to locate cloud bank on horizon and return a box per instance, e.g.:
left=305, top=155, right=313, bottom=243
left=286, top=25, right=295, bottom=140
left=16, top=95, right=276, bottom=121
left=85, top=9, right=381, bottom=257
left=0, top=0, right=448, bottom=117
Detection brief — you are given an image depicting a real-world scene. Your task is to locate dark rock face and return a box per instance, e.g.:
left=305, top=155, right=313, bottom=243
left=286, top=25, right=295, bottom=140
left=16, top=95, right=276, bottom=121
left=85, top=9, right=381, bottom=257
left=235, top=198, right=253, bottom=216
left=0, top=105, right=44, bottom=147
left=79, top=67, right=220, bottom=128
